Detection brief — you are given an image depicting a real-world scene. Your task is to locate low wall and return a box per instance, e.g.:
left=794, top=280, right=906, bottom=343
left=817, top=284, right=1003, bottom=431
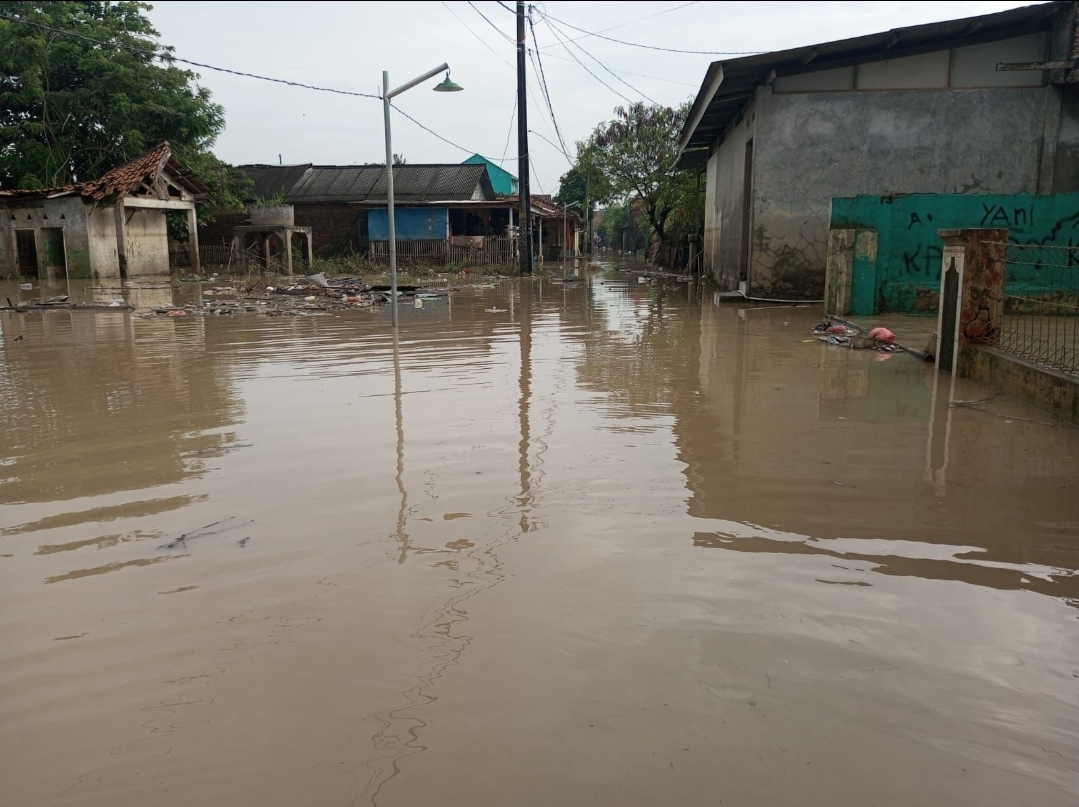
left=958, top=346, right=1079, bottom=424
left=829, top=192, right=1079, bottom=316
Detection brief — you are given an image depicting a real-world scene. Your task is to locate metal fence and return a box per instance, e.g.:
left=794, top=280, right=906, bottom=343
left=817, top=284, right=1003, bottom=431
left=998, top=243, right=1079, bottom=375
left=168, top=242, right=235, bottom=270
left=369, top=236, right=517, bottom=268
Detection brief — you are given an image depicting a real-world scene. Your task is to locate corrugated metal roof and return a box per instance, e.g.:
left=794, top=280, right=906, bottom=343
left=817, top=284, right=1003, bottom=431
left=253, top=163, right=494, bottom=204
left=242, top=164, right=313, bottom=201
left=677, top=1, right=1065, bottom=164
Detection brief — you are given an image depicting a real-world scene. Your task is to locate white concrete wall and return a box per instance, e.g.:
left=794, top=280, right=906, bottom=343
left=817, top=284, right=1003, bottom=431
left=703, top=105, right=755, bottom=290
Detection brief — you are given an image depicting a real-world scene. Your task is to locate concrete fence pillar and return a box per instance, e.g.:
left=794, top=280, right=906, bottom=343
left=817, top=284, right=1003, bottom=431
left=935, top=228, right=1007, bottom=373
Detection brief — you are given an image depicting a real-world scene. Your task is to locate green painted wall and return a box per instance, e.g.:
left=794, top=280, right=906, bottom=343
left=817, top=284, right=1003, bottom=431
left=831, top=193, right=1079, bottom=315
left=463, top=154, right=518, bottom=196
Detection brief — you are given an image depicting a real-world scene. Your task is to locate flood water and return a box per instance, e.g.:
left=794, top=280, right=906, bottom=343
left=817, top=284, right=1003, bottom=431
left=2, top=266, right=1078, bottom=806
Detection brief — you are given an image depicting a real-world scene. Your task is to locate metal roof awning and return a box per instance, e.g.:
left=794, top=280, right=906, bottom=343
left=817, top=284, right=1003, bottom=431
left=675, top=1, right=1065, bottom=162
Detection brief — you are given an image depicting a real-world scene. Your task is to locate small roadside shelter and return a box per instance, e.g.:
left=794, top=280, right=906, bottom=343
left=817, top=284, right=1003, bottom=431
left=0, top=142, right=208, bottom=280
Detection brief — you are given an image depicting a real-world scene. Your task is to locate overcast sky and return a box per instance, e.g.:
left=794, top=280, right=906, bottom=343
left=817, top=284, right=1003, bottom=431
left=147, top=1, right=1038, bottom=194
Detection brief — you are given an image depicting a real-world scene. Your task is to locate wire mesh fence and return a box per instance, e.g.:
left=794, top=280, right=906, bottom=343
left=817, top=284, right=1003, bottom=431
left=997, top=243, right=1079, bottom=375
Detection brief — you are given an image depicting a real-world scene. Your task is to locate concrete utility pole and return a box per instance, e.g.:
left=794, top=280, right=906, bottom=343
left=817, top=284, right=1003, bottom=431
left=516, top=1, right=532, bottom=276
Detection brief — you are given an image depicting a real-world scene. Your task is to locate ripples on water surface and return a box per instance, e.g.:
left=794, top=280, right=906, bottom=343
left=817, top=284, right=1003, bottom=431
left=1, top=268, right=1077, bottom=806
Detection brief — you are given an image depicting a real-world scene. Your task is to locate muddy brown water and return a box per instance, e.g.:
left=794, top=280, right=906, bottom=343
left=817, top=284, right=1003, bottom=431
left=2, top=267, right=1078, bottom=806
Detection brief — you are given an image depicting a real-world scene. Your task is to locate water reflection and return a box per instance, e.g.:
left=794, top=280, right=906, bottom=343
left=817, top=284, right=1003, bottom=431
left=1, top=267, right=1077, bottom=807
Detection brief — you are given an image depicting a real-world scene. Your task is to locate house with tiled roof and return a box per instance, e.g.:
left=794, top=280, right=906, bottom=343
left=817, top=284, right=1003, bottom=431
left=0, top=142, right=208, bottom=280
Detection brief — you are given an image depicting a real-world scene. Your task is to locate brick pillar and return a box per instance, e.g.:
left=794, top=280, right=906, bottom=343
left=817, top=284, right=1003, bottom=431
left=936, top=228, right=1007, bottom=372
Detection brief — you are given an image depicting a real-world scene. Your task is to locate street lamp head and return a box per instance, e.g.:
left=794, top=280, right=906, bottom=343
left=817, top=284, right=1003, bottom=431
left=433, top=71, right=463, bottom=93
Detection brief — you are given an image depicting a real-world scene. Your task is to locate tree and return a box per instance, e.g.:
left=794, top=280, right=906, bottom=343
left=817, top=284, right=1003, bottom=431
left=554, top=158, right=609, bottom=220
left=583, top=102, right=697, bottom=247
left=0, top=1, right=247, bottom=214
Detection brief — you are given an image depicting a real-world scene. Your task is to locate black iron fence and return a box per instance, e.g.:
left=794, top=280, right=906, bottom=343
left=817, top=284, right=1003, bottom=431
left=997, top=243, right=1079, bottom=375
left=168, top=242, right=235, bottom=270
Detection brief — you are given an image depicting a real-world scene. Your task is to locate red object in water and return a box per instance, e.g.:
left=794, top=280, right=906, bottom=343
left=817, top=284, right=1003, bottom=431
left=826, top=324, right=848, bottom=334
left=868, top=327, right=895, bottom=344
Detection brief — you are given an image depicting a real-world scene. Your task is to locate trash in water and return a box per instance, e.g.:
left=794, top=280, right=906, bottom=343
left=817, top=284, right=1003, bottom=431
left=306, top=273, right=330, bottom=288
left=868, top=326, right=896, bottom=345
left=19, top=283, right=32, bottom=291
left=484, top=307, right=507, bottom=313
left=414, top=298, right=423, bottom=309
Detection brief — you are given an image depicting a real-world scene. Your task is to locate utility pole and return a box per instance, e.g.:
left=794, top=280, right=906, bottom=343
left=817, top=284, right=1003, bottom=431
left=516, top=1, right=532, bottom=276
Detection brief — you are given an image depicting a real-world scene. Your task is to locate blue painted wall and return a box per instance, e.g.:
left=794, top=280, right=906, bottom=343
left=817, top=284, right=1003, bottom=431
left=368, top=207, right=449, bottom=241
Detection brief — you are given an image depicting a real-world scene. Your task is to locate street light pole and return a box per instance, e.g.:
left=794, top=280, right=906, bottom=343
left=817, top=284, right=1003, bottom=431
left=382, top=63, right=462, bottom=328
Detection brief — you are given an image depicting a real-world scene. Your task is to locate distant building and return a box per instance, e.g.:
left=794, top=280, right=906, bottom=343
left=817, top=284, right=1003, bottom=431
left=200, top=162, right=579, bottom=267
left=462, top=153, right=519, bottom=196
left=0, top=142, right=207, bottom=279
left=676, top=1, right=1079, bottom=298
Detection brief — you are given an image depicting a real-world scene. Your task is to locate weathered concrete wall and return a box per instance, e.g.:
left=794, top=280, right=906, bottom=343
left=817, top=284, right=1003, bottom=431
left=0, top=198, right=92, bottom=279
left=957, top=346, right=1079, bottom=425
left=747, top=85, right=1049, bottom=299
left=831, top=192, right=1079, bottom=315
left=85, top=207, right=121, bottom=279
left=703, top=106, right=754, bottom=290
left=123, top=208, right=170, bottom=276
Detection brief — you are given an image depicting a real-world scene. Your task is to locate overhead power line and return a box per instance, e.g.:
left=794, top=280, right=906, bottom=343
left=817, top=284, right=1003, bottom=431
left=389, top=102, right=472, bottom=155
left=2, top=11, right=511, bottom=166
left=440, top=1, right=514, bottom=69
left=527, top=10, right=570, bottom=159
left=537, top=10, right=760, bottom=56
left=540, top=17, right=633, bottom=105
left=558, top=1, right=703, bottom=43
left=528, top=129, right=573, bottom=165
left=467, top=0, right=515, bottom=45
left=500, top=94, right=517, bottom=165
left=0, top=13, right=380, bottom=98
left=543, top=16, right=659, bottom=105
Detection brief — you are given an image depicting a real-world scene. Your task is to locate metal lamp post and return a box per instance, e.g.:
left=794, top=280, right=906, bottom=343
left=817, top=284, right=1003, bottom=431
left=382, top=64, right=463, bottom=327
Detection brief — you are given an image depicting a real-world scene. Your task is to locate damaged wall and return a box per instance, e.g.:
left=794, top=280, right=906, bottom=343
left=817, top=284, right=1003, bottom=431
left=748, top=85, right=1049, bottom=298
left=123, top=208, right=171, bottom=276
left=831, top=191, right=1079, bottom=315
left=699, top=28, right=1067, bottom=299
left=0, top=198, right=92, bottom=279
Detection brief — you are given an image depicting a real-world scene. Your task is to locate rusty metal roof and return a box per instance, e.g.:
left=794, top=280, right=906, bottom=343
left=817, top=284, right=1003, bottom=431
left=241, top=164, right=313, bottom=202
left=297, top=164, right=493, bottom=203
left=236, top=163, right=496, bottom=204
left=0, top=142, right=210, bottom=201
left=676, top=1, right=1065, bottom=167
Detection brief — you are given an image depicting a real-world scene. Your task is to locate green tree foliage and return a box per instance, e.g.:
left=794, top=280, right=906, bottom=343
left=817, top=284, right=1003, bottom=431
left=0, top=1, right=248, bottom=213
left=582, top=102, right=697, bottom=245
left=554, top=158, right=610, bottom=219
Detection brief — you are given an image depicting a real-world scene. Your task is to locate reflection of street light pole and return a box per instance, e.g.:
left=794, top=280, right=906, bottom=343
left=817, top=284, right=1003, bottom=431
left=565, top=200, right=582, bottom=278
left=562, top=201, right=581, bottom=279
left=382, top=64, right=463, bottom=328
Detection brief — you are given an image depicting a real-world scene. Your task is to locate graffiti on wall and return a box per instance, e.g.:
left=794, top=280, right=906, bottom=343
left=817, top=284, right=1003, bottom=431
left=831, top=193, right=1079, bottom=313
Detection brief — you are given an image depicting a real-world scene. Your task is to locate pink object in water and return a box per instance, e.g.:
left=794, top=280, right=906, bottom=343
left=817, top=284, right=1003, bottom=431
left=826, top=324, right=848, bottom=334
left=868, top=327, right=895, bottom=344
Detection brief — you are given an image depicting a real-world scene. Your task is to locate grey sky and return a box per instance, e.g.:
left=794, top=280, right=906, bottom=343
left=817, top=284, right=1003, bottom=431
left=148, top=1, right=1037, bottom=194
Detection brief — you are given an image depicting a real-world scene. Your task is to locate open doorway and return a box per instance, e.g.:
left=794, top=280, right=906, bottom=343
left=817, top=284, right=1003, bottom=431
left=42, top=228, right=67, bottom=278
left=15, top=230, right=38, bottom=277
